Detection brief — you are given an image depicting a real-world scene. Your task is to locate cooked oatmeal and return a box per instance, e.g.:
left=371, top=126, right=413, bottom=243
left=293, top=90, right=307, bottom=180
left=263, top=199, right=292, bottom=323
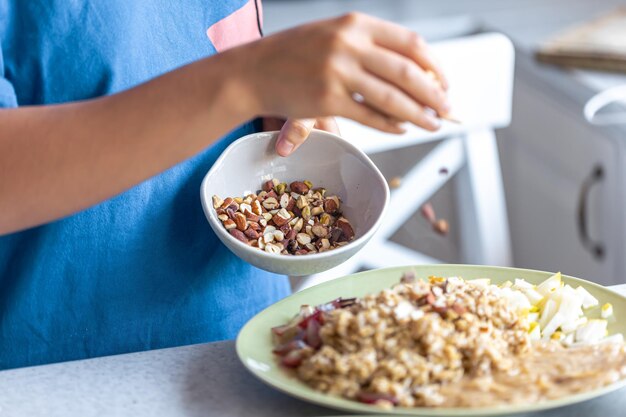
left=271, top=274, right=626, bottom=408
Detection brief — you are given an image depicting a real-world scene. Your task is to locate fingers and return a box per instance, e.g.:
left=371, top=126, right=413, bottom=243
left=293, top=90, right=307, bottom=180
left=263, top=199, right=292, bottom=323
left=360, top=46, right=449, bottom=116
left=275, top=118, right=316, bottom=156
left=347, top=71, right=440, bottom=131
left=315, top=117, right=341, bottom=135
left=364, top=17, right=448, bottom=90
left=339, top=98, right=406, bottom=134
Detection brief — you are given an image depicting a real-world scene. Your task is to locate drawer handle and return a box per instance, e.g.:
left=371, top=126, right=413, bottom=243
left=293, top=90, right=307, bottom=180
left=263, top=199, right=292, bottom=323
left=577, top=165, right=605, bottom=260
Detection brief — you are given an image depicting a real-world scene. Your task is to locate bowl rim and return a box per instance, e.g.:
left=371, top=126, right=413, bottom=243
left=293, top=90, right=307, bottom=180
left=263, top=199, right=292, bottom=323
left=200, top=129, right=390, bottom=264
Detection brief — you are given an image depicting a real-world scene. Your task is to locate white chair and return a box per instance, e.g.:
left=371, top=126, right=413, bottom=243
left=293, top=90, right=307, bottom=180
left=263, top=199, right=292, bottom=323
left=292, top=33, right=515, bottom=291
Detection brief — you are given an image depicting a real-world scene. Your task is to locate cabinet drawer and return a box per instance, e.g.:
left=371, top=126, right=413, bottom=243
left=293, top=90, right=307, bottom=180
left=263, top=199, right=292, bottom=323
left=498, top=77, right=622, bottom=285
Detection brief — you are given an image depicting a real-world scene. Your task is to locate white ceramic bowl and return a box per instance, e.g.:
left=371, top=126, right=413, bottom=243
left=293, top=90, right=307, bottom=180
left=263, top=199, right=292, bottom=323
left=200, top=130, right=389, bottom=276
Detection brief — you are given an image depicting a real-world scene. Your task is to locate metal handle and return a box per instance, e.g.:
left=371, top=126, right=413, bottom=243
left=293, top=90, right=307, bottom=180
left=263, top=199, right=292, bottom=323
left=577, top=165, right=605, bottom=260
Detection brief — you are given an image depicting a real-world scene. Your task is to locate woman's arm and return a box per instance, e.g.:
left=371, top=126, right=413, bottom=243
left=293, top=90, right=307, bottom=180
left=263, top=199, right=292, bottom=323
left=0, top=12, right=448, bottom=235
left=0, top=55, right=253, bottom=235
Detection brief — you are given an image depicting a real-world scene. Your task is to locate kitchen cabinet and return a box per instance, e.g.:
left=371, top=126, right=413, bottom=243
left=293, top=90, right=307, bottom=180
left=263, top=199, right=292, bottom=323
left=498, top=52, right=626, bottom=285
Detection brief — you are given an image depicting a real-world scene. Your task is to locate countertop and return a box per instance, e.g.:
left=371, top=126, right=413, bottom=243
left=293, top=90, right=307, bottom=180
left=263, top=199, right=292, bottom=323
left=1, top=285, right=625, bottom=417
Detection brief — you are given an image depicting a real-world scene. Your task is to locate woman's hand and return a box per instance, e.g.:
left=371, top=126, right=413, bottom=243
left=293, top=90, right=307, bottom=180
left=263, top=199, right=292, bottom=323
left=262, top=117, right=341, bottom=151
left=234, top=12, right=449, bottom=156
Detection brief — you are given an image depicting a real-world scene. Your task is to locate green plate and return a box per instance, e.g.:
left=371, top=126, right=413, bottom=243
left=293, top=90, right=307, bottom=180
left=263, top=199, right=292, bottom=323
left=236, top=265, right=626, bottom=416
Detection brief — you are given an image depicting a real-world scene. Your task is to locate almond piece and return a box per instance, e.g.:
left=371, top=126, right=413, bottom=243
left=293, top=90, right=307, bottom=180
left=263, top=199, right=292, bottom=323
left=262, top=180, right=275, bottom=192
left=280, top=193, right=290, bottom=209
left=233, top=212, right=247, bottom=231
left=251, top=200, right=263, bottom=215
left=312, top=224, right=328, bottom=238
left=296, top=233, right=311, bottom=245
left=212, top=195, right=224, bottom=210
left=293, top=218, right=304, bottom=233
left=264, top=242, right=282, bottom=254
left=262, top=197, right=279, bottom=210
left=290, top=181, right=310, bottom=194
left=336, top=217, right=355, bottom=241
left=220, top=197, right=234, bottom=210
left=244, top=228, right=260, bottom=240
left=223, top=219, right=237, bottom=230
left=311, top=206, right=324, bottom=216
left=272, top=208, right=292, bottom=227
left=217, top=214, right=228, bottom=222
left=229, top=229, right=248, bottom=243
left=324, top=196, right=340, bottom=214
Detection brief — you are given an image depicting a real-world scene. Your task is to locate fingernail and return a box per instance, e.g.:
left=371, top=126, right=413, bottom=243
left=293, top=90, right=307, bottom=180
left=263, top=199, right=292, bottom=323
left=441, top=101, right=451, bottom=115
left=425, top=114, right=441, bottom=130
left=276, top=139, right=295, bottom=156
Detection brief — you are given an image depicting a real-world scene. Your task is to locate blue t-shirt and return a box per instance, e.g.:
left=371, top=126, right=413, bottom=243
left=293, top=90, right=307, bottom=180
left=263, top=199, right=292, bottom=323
left=0, top=0, right=290, bottom=370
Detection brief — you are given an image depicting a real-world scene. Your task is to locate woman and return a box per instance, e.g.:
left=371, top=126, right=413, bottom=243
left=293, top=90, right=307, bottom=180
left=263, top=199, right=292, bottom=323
left=0, top=1, right=449, bottom=369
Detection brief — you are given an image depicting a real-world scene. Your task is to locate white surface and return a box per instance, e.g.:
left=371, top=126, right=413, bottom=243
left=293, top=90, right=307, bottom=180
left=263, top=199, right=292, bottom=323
left=200, top=130, right=389, bottom=276
left=0, top=284, right=623, bottom=417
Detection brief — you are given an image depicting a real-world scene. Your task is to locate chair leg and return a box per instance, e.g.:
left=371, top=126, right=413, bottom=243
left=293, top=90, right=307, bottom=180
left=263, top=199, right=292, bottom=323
left=454, top=129, right=512, bottom=266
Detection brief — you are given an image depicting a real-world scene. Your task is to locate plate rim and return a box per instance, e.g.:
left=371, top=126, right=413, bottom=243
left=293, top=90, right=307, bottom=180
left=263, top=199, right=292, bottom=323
left=236, top=264, right=626, bottom=416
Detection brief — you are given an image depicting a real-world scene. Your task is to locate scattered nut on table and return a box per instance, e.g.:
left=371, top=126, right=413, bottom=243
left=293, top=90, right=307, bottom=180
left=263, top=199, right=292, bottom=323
left=213, top=179, right=355, bottom=255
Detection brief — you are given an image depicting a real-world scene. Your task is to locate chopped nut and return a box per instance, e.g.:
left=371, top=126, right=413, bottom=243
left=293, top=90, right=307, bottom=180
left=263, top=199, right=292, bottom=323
left=290, top=181, right=310, bottom=194
left=336, top=217, right=355, bottom=240
left=324, top=196, right=340, bottom=214
left=244, top=228, right=260, bottom=239
left=223, top=219, right=236, bottom=230
left=293, top=218, right=304, bottom=233
left=229, top=229, right=247, bottom=243
left=263, top=197, right=279, bottom=210
left=262, top=180, right=275, bottom=192
left=251, top=200, right=263, bottom=215
left=296, top=195, right=308, bottom=209
left=244, top=211, right=260, bottom=222
left=215, top=178, right=354, bottom=256
left=272, top=208, right=292, bottom=227
left=311, top=206, right=324, bottom=216
left=312, top=224, right=329, bottom=238
left=212, top=195, right=224, bottom=209
left=233, top=212, right=247, bottom=231
left=220, top=197, right=234, bottom=210
left=276, top=182, right=287, bottom=195
left=240, top=203, right=252, bottom=214
left=264, top=242, right=282, bottom=254
left=296, top=233, right=312, bottom=245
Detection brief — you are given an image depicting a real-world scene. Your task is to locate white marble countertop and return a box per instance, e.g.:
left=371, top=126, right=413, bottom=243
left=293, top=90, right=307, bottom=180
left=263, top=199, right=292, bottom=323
left=0, top=284, right=624, bottom=417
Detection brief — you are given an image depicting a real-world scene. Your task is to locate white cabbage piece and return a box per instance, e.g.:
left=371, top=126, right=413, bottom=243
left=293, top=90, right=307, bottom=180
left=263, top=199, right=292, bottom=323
left=575, top=286, right=599, bottom=309
left=536, top=272, right=562, bottom=297
left=575, top=319, right=608, bottom=344
left=467, top=278, right=491, bottom=287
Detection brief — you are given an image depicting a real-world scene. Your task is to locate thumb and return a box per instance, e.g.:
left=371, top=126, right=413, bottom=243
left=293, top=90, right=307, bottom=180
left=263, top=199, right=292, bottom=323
left=275, top=118, right=316, bottom=157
